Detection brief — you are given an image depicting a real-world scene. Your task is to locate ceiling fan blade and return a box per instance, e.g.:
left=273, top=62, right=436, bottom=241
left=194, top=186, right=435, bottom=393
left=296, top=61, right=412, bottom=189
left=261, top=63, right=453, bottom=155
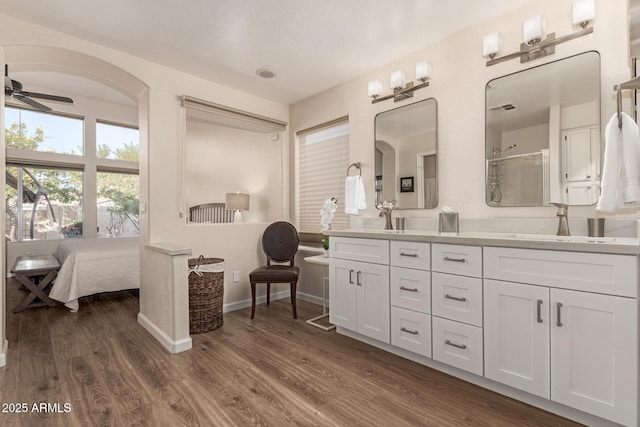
left=13, top=94, right=52, bottom=112
left=20, top=91, right=73, bottom=103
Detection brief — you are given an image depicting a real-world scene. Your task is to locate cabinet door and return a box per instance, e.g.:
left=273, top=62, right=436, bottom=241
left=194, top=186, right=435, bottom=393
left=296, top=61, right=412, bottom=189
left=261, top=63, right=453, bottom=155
left=484, top=279, right=550, bottom=399
left=356, top=262, right=390, bottom=342
left=329, top=258, right=357, bottom=330
left=551, top=289, right=637, bottom=426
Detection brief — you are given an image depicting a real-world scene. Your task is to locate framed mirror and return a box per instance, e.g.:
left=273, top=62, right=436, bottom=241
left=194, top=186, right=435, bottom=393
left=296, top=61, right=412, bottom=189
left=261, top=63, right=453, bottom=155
left=485, top=51, right=600, bottom=207
left=375, top=98, right=437, bottom=209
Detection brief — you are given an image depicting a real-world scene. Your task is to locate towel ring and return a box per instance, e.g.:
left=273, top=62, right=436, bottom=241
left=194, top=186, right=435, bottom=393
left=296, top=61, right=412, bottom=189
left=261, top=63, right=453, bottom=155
left=346, top=162, right=362, bottom=176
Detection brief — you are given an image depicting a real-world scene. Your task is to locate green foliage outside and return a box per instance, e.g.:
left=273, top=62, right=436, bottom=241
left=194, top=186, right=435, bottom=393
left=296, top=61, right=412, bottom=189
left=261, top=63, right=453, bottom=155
left=5, top=120, right=139, bottom=226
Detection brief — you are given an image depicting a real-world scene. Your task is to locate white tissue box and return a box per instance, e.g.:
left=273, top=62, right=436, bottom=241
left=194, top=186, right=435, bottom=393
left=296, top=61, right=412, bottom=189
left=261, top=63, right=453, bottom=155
left=439, top=212, right=459, bottom=234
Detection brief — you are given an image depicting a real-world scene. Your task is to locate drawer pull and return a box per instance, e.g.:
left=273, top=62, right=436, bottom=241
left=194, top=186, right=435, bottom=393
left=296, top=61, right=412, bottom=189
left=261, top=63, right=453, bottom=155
left=537, top=299, right=543, bottom=323
left=444, top=294, right=466, bottom=302
left=356, top=271, right=362, bottom=286
left=400, top=286, right=419, bottom=292
left=349, top=269, right=354, bottom=284
left=556, top=302, right=563, bottom=327
left=445, top=340, right=467, bottom=350
left=400, top=252, right=418, bottom=258
left=444, top=256, right=466, bottom=263
left=401, top=327, right=419, bottom=335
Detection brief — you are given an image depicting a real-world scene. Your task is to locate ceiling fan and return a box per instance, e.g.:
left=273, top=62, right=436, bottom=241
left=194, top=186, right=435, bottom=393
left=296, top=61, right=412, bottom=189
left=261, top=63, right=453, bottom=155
left=4, top=65, right=73, bottom=112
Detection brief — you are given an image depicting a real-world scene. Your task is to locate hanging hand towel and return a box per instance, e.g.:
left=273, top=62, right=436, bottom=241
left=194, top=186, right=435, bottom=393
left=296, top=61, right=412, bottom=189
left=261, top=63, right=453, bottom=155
left=621, top=112, right=640, bottom=206
left=597, top=112, right=640, bottom=212
left=345, top=175, right=367, bottom=215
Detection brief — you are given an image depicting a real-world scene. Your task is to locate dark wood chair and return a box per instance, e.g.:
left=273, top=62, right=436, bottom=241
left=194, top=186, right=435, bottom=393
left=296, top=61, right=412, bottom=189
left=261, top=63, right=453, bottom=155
left=249, top=221, right=300, bottom=319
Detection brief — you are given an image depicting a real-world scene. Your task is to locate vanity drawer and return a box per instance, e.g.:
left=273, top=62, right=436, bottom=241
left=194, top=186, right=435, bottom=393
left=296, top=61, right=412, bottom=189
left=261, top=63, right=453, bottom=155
left=484, top=247, right=638, bottom=298
left=330, top=237, right=389, bottom=265
left=390, top=241, right=430, bottom=270
left=432, top=272, right=482, bottom=327
left=390, top=267, right=431, bottom=314
left=391, top=306, right=432, bottom=358
left=432, top=244, right=482, bottom=278
left=432, top=316, right=483, bottom=376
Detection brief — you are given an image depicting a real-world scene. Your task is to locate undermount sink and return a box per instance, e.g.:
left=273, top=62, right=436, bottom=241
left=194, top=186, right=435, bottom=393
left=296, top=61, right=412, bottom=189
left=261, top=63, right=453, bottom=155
left=511, top=233, right=618, bottom=243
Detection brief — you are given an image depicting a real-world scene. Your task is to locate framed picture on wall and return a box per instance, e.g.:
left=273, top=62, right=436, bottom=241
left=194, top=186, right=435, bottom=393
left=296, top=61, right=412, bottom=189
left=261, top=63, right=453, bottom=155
left=400, top=176, right=414, bottom=193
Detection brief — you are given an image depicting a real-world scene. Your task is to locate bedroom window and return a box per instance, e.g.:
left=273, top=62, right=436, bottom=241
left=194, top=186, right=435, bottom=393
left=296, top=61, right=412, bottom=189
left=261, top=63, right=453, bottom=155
left=5, top=106, right=139, bottom=241
left=296, top=117, right=350, bottom=234
left=5, top=107, right=83, bottom=155
left=5, top=166, right=83, bottom=241
left=97, top=171, right=139, bottom=238
left=96, top=121, right=139, bottom=160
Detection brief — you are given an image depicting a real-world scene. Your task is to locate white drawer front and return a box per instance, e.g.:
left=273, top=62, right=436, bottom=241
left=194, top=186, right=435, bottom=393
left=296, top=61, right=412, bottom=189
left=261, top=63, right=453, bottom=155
left=390, top=241, right=431, bottom=270
left=484, top=247, right=638, bottom=298
left=391, top=307, right=432, bottom=358
left=390, top=267, right=431, bottom=313
left=432, top=272, right=483, bottom=327
left=432, top=244, right=482, bottom=277
left=330, top=237, right=389, bottom=265
left=432, top=317, right=483, bottom=376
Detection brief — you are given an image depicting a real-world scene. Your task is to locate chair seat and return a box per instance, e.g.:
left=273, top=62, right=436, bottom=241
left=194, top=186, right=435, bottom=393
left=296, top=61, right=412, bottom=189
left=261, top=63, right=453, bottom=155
left=249, top=265, right=299, bottom=283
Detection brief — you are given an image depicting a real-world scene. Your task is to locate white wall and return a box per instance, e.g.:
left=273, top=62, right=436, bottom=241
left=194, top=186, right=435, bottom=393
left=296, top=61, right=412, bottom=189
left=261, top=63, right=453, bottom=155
left=289, top=0, right=632, bottom=222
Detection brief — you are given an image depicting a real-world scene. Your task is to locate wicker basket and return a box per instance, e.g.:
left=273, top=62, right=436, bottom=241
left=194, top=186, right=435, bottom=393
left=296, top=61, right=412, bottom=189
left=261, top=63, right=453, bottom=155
left=188, top=256, right=224, bottom=334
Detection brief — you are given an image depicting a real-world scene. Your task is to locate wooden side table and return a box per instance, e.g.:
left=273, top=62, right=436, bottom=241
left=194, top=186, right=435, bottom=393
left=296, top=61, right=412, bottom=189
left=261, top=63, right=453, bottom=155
left=11, top=254, right=60, bottom=313
left=304, top=254, right=335, bottom=331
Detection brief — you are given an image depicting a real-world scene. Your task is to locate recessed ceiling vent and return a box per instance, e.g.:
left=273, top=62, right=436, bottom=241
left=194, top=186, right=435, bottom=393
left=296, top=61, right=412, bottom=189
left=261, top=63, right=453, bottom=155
left=489, top=103, right=516, bottom=111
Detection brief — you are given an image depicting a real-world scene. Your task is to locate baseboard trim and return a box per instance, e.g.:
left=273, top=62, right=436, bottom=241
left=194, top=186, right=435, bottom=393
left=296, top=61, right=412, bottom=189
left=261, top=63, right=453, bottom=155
left=137, top=313, right=192, bottom=354
left=0, top=339, right=8, bottom=367
left=223, top=291, right=323, bottom=313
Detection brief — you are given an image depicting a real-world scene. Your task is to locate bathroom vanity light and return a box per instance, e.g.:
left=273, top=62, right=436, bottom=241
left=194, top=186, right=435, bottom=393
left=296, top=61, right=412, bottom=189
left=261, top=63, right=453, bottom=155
left=225, top=192, right=250, bottom=223
left=368, top=61, right=431, bottom=104
left=483, top=0, right=594, bottom=66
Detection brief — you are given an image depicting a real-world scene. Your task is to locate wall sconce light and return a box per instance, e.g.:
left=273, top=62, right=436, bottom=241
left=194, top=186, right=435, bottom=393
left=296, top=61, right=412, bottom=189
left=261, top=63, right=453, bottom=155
left=225, top=192, right=250, bottom=223
left=484, top=0, right=594, bottom=66
left=368, top=60, right=431, bottom=104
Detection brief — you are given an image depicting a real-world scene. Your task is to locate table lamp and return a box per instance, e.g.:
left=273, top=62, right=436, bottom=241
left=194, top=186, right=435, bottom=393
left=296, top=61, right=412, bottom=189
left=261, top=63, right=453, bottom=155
left=225, top=192, right=250, bottom=223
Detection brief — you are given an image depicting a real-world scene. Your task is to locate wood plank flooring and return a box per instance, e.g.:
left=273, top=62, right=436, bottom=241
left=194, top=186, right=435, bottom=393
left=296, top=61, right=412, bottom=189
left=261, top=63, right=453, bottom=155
left=1, top=280, right=583, bottom=426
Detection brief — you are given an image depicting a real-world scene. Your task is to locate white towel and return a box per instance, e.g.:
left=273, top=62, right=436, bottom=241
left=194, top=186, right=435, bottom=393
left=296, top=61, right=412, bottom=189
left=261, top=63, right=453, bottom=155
left=344, top=175, right=367, bottom=215
left=597, top=112, right=640, bottom=212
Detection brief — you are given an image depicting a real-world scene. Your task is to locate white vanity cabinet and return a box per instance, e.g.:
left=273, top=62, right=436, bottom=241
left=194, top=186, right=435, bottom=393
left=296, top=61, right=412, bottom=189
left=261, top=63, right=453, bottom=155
left=389, top=241, right=432, bottom=358
left=431, top=244, right=484, bottom=375
left=329, top=237, right=390, bottom=342
left=484, top=247, right=638, bottom=427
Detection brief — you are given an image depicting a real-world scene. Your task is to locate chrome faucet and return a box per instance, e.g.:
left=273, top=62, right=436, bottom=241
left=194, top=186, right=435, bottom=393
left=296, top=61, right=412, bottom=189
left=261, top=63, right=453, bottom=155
left=553, top=203, right=570, bottom=236
left=379, top=207, right=393, bottom=230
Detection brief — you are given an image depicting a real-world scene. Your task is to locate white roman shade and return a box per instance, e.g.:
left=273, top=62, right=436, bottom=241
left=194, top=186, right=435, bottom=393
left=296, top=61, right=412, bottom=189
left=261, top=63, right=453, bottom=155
left=297, top=117, right=350, bottom=233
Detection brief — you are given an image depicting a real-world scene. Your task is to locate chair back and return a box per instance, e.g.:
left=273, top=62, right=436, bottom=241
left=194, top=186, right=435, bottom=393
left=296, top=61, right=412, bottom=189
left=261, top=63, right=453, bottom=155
left=262, top=221, right=299, bottom=264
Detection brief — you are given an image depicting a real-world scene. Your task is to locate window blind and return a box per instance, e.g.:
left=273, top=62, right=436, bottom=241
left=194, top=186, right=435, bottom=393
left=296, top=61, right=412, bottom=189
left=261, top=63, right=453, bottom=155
left=297, top=118, right=349, bottom=233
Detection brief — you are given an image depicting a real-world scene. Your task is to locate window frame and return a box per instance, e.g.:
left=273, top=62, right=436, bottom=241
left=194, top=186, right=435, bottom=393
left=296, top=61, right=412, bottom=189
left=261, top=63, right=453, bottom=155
left=5, top=105, right=139, bottom=241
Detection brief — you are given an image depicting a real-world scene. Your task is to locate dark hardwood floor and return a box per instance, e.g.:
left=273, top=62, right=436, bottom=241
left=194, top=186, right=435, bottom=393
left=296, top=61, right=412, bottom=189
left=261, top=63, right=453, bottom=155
left=1, top=279, right=583, bottom=426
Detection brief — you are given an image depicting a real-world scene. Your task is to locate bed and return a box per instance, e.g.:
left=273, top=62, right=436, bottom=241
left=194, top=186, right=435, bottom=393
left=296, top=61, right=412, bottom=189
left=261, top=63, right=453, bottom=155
left=49, top=237, right=140, bottom=312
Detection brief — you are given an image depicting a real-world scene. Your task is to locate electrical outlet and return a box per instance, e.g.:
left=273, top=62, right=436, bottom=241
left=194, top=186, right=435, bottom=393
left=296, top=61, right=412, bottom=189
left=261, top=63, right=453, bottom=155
left=233, top=271, right=240, bottom=283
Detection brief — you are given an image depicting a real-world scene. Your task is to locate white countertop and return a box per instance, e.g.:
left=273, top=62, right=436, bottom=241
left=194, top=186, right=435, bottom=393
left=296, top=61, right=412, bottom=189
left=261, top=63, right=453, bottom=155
left=325, top=228, right=640, bottom=255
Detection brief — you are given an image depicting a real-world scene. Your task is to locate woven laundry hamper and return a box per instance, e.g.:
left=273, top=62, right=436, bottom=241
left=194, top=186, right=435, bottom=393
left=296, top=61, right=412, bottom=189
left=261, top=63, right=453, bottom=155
left=188, top=256, right=224, bottom=334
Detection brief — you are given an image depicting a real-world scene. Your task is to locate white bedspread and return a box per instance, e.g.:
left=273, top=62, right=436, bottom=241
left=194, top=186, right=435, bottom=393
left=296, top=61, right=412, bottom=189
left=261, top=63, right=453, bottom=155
left=49, top=237, right=140, bottom=312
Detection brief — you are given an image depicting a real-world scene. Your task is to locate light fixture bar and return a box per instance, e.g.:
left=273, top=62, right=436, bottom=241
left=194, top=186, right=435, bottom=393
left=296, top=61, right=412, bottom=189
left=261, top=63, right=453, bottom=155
left=486, top=26, right=593, bottom=66
left=371, top=81, right=430, bottom=104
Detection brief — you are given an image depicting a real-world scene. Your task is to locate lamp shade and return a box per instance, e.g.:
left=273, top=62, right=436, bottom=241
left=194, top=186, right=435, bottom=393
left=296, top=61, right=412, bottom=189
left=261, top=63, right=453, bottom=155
left=482, top=32, right=502, bottom=58
left=415, top=61, right=432, bottom=81
left=368, top=79, right=383, bottom=97
left=572, top=0, right=594, bottom=28
left=225, top=192, right=250, bottom=211
left=523, top=14, right=547, bottom=45
left=390, top=70, right=405, bottom=90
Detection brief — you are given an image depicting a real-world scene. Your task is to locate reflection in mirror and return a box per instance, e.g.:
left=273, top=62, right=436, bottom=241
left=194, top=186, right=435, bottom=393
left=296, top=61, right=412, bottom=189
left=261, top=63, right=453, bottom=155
left=375, top=98, right=437, bottom=209
left=485, top=51, right=600, bottom=207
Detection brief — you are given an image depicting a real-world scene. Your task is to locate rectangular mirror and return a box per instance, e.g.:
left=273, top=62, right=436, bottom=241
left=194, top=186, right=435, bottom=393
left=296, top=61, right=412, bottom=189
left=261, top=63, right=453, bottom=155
left=375, top=98, right=438, bottom=209
left=485, top=51, right=600, bottom=207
